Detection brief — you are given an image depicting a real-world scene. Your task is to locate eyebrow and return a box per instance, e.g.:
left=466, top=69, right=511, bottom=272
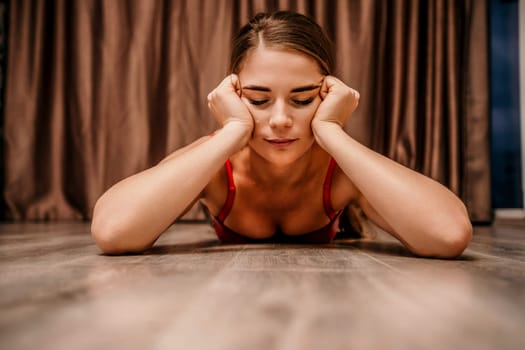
left=291, top=85, right=321, bottom=93
left=242, top=84, right=321, bottom=93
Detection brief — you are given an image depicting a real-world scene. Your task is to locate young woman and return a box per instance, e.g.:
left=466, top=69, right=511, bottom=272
left=91, top=11, right=472, bottom=258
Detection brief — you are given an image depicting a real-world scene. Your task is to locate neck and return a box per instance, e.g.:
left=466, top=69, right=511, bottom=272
left=246, top=145, right=321, bottom=188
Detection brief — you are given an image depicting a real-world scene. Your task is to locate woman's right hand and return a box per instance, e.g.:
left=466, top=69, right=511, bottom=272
left=207, top=74, right=254, bottom=142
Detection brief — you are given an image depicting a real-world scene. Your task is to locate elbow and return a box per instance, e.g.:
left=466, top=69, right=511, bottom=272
left=420, top=217, right=473, bottom=259
left=429, top=202, right=473, bottom=259
left=91, top=205, right=151, bottom=255
left=444, top=204, right=474, bottom=258
left=439, top=220, right=472, bottom=258
left=91, top=217, right=127, bottom=255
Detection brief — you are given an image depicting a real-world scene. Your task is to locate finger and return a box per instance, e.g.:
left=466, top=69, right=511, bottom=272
left=215, top=74, right=235, bottom=93
left=351, top=89, right=360, bottom=103
left=231, top=74, right=243, bottom=96
left=324, top=75, right=338, bottom=86
left=319, top=76, right=329, bottom=100
left=320, top=75, right=341, bottom=99
left=225, top=74, right=243, bottom=97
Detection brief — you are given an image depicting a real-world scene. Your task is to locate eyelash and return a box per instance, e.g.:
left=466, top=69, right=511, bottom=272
left=249, top=98, right=315, bottom=106
left=294, top=98, right=314, bottom=106
left=249, top=99, right=268, bottom=106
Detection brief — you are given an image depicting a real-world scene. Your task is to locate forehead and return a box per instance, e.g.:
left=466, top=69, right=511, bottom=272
left=238, top=46, right=323, bottom=87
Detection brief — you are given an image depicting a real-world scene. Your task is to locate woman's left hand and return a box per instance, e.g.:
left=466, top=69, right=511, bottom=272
left=311, top=76, right=360, bottom=130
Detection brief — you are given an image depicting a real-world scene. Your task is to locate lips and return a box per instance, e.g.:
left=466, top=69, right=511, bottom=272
left=265, top=138, right=298, bottom=147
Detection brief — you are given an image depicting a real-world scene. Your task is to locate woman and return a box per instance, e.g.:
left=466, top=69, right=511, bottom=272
left=91, top=11, right=472, bottom=258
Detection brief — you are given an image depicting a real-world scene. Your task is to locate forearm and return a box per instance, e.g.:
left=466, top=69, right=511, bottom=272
left=314, top=123, right=472, bottom=257
left=91, top=123, right=248, bottom=253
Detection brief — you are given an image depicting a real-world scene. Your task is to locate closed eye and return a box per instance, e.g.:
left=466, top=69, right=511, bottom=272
left=249, top=99, right=268, bottom=106
left=293, top=98, right=314, bottom=106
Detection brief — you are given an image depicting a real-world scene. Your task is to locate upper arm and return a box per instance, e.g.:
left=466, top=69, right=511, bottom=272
left=356, top=194, right=395, bottom=235
left=332, top=164, right=410, bottom=247
left=357, top=193, right=420, bottom=252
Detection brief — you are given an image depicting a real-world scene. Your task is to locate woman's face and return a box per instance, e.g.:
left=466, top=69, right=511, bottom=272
left=238, top=46, right=324, bottom=165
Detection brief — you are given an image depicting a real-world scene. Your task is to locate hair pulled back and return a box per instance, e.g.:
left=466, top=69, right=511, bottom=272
left=230, top=11, right=334, bottom=75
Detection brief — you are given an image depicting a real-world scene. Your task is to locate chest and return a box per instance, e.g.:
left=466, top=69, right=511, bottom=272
left=223, top=179, right=331, bottom=238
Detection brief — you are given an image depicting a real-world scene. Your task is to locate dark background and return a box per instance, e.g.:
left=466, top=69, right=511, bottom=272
left=490, top=0, right=523, bottom=209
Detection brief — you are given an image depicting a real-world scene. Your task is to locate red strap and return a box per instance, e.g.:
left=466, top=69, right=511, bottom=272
left=323, top=159, right=337, bottom=220
left=217, top=160, right=236, bottom=221
left=219, top=158, right=336, bottom=222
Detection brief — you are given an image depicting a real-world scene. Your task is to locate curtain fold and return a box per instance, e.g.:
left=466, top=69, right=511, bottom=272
left=3, top=0, right=490, bottom=221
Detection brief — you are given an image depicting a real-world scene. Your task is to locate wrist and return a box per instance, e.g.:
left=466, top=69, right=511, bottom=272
left=312, top=121, right=344, bottom=148
left=220, top=122, right=253, bottom=151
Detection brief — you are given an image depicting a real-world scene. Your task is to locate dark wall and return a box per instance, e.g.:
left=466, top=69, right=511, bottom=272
left=490, top=0, right=523, bottom=208
left=0, top=0, right=7, bottom=220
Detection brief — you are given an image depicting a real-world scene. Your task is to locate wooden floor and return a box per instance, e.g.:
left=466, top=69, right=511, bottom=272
left=0, top=220, right=524, bottom=350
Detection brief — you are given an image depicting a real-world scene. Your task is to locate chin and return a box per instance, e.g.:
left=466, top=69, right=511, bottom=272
left=249, top=140, right=315, bottom=165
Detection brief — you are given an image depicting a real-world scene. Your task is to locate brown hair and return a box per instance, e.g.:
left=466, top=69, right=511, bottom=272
left=230, top=11, right=334, bottom=75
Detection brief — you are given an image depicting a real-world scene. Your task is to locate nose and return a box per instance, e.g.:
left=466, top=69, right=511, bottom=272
left=268, top=100, right=292, bottom=129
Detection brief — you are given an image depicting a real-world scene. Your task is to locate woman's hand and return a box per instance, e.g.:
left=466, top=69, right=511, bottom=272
left=311, top=76, right=360, bottom=131
left=208, top=74, right=254, bottom=143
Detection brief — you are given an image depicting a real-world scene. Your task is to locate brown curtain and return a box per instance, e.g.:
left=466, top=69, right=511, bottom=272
left=4, top=0, right=490, bottom=222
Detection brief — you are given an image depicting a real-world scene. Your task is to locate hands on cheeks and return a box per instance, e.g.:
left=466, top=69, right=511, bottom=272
left=312, top=76, right=360, bottom=130
left=207, top=74, right=359, bottom=148
left=207, top=74, right=254, bottom=145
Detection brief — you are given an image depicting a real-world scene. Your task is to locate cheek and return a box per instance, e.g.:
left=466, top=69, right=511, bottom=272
left=244, top=107, right=264, bottom=125
left=240, top=97, right=262, bottom=117
left=299, top=100, right=322, bottom=122
left=243, top=107, right=266, bottom=132
left=312, top=97, right=322, bottom=111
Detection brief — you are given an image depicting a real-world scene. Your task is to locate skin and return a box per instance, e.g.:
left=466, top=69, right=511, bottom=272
left=91, top=44, right=473, bottom=258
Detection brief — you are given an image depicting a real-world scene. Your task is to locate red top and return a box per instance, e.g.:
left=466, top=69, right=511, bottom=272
left=206, top=159, right=341, bottom=244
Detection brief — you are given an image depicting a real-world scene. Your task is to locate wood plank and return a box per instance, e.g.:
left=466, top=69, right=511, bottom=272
left=0, top=221, right=523, bottom=350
